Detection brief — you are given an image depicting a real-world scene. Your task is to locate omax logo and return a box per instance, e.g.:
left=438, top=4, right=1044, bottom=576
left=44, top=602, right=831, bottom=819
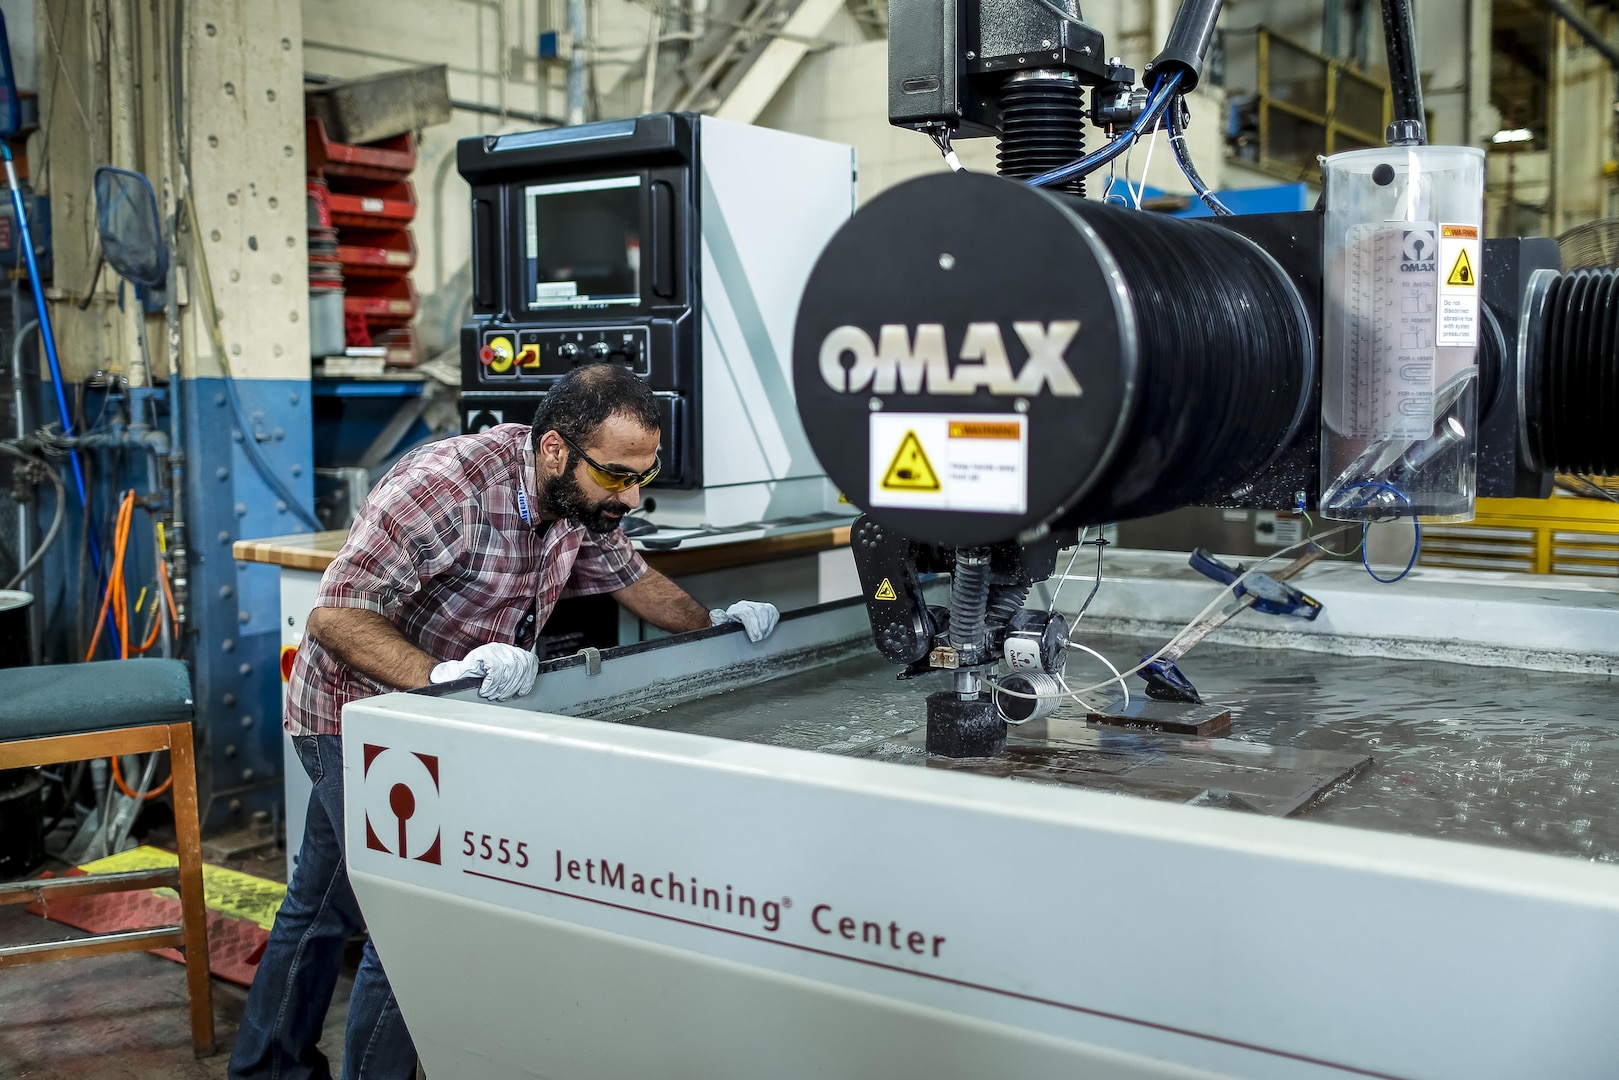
left=362, top=744, right=442, bottom=865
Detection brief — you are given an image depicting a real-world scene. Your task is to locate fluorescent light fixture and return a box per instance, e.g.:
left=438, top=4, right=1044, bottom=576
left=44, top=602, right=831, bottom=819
left=1492, top=128, right=1533, bottom=144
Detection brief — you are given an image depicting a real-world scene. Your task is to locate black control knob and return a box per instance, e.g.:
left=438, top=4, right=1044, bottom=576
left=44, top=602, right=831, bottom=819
left=588, top=341, right=612, bottom=360
left=559, top=341, right=581, bottom=361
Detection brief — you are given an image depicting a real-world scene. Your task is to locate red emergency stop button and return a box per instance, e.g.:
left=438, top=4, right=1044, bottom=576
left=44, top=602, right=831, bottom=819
left=281, top=644, right=298, bottom=682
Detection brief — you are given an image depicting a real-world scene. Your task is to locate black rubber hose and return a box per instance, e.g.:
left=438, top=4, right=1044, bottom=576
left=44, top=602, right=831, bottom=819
left=1167, top=97, right=1232, bottom=215
left=1379, top=0, right=1426, bottom=143
left=1149, top=0, right=1225, bottom=91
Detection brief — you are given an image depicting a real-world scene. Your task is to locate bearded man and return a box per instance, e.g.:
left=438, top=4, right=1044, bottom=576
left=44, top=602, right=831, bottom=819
left=228, top=363, right=777, bottom=1080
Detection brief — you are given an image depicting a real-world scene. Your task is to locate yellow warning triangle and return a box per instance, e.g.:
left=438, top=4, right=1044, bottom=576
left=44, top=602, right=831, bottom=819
left=881, top=430, right=941, bottom=491
left=1447, top=248, right=1475, bottom=287
left=873, top=578, right=897, bottom=601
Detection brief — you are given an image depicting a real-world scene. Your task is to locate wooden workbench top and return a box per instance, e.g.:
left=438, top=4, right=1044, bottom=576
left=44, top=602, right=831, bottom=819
left=233, top=531, right=352, bottom=573
left=234, top=524, right=852, bottom=577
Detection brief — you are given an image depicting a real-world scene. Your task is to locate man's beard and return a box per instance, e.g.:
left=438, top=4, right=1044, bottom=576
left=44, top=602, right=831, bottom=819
left=539, top=462, right=633, bottom=535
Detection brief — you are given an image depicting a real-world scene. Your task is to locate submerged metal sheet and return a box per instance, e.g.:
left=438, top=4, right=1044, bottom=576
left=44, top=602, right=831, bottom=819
left=628, top=633, right=1619, bottom=863
left=850, top=718, right=1372, bottom=818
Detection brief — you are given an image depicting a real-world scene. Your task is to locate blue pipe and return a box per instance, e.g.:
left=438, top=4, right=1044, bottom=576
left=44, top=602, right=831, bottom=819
left=3, top=143, right=122, bottom=656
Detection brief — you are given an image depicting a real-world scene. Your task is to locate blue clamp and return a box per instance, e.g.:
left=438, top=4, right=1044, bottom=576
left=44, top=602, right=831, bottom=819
left=1188, top=548, right=1322, bottom=620
left=1139, top=656, right=1203, bottom=704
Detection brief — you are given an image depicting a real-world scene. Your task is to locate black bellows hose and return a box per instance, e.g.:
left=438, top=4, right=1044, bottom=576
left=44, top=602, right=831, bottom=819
left=986, top=583, right=1031, bottom=626
left=949, top=550, right=991, bottom=655
left=1049, top=198, right=1312, bottom=525
left=1523, top=269, right=1619, bottom=476
left=998, top=72, right=1088, bottom=198
left=1379, top=0, right=1426, bottom=144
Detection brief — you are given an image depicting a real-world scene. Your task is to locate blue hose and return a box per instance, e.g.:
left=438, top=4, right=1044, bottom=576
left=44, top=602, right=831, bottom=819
left=1342, top=480, right=1423, bottom=584
left=1028, top=73, right=1181, bottom=190
left=4, top=143, right=122, bottom=655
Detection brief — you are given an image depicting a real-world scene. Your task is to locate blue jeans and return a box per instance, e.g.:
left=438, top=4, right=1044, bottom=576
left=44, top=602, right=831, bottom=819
left=228, top=735, right=418, bottom=1080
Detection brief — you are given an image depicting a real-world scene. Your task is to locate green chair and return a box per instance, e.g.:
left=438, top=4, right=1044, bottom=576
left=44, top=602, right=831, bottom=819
left=0, top=659, right=214, bottom=1056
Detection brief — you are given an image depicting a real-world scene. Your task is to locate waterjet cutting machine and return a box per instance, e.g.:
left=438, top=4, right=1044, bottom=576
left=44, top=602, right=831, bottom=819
left=338, top=0, right=1619, bottom=1075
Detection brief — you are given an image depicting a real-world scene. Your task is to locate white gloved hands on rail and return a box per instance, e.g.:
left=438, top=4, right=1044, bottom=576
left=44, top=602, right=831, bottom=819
left=430, top=642, right=540, bottom=701
left=709, top=600, right=780, bottom=643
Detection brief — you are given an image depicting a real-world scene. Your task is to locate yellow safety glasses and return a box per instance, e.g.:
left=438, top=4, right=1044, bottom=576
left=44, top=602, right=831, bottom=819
left=560, top=433, right=661, bottom=493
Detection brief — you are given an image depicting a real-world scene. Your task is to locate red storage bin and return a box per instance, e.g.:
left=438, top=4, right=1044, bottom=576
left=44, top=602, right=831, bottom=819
left=306, top=115, right=416, bottom=182
left=336, top=228, right=417, bottom=278
left=327, top=181, right=416, bottom=228
left=343, top=278, right=418, bottom=328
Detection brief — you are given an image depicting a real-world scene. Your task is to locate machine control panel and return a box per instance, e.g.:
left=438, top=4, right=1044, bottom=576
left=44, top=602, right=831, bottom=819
left=477, top=325, right=651, bottom=383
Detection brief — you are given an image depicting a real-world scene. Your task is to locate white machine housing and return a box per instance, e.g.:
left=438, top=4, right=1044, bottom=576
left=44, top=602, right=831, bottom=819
left=341, top=595, right=1619, bottom=1080
left=672, top=117, right=853, bottom=527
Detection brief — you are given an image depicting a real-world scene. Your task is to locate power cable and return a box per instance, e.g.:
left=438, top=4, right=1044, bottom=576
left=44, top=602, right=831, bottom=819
left=0, top=443, right=64, bottom=589
left=1028, top=72, right=1181, bottom=189
left=1167, top=95, right=1233, bottom=215
left=996, top=525, right=1356, bottom=709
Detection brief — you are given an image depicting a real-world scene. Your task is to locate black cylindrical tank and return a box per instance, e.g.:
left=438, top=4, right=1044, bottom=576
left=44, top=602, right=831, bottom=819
left=793, top=171, right=1314, bottom=547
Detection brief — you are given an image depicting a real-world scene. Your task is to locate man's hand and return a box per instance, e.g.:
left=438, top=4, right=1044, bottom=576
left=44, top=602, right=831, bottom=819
left=430, top=643, right=540, bottom=701
left=709, top=600, right=780, bottom=643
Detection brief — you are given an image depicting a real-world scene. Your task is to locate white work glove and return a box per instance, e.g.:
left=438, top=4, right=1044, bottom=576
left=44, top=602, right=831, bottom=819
left=430, top=643, right=540, bottom=701
left=709, top=600, right=780, bottom=643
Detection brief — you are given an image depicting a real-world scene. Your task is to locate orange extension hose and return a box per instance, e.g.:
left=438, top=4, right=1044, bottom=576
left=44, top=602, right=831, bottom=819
left=85, top=490, right=179, bottom=799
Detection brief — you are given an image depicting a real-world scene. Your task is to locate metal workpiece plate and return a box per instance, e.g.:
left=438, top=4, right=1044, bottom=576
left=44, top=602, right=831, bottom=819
left=792, top=171, right=1133, bottom=547
left=850, top=717, right=1371, bottom=818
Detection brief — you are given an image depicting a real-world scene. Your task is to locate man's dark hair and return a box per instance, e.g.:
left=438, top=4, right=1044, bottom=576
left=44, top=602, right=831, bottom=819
left=529, top=364, right=661, bottom=451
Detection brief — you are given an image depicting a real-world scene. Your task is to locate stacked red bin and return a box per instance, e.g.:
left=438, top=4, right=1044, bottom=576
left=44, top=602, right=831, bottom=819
left=305, top=115, right=421, bottom=367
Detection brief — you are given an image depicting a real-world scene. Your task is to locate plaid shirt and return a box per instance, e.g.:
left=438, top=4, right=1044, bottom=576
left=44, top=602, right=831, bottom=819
left=285, top=424, right=648, bottom=736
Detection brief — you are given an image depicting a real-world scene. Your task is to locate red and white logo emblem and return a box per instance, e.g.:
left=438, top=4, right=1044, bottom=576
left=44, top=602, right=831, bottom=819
left=362, top=744, right=442, bottom=864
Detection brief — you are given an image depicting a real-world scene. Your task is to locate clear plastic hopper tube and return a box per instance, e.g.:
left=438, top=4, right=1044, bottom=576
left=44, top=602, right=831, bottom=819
left=1319, top=146, right=1485, bottom=522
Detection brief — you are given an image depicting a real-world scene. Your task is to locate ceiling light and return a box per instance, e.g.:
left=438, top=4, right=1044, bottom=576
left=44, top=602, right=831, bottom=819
left=1492, top=128, right=1533, bottom=144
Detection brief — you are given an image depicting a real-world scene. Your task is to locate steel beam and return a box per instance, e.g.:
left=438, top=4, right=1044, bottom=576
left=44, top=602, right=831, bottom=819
left=713, top=0, right=847, bottom=124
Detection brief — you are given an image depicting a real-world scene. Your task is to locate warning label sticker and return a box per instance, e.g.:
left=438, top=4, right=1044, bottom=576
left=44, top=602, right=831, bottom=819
left=1438, top=223, right=1480, bottom=347
left=881, top=431, right=941, bottom=492
left=873, top=578, right=897, bottom=601
left=869, top=413, right=1027, bottom=515
left=1446, top=248, right=1475, bottom=286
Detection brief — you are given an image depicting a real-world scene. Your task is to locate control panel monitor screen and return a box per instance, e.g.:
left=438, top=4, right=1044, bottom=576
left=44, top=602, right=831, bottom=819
left=522, top=176, right=642, bottom=310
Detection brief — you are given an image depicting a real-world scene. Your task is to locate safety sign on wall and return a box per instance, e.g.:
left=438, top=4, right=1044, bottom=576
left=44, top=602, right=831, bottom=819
left=868, top=413, right=1027, bottom=515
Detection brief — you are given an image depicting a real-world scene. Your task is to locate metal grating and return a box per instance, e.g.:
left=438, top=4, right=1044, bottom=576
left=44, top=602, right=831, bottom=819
left=1419, top=524, right=1537, bottom=573
left=1417, top=497, right=1619, bottom=576
left=1550, top=531, right=1619, bottom=577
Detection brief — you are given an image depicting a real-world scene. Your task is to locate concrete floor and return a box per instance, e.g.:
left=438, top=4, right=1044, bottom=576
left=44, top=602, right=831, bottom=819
left=0, top=847, right=354, bottom=1079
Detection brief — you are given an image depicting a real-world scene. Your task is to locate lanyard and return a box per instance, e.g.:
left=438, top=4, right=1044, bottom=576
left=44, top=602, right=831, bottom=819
left=517, top=477, right=532, bottom=526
